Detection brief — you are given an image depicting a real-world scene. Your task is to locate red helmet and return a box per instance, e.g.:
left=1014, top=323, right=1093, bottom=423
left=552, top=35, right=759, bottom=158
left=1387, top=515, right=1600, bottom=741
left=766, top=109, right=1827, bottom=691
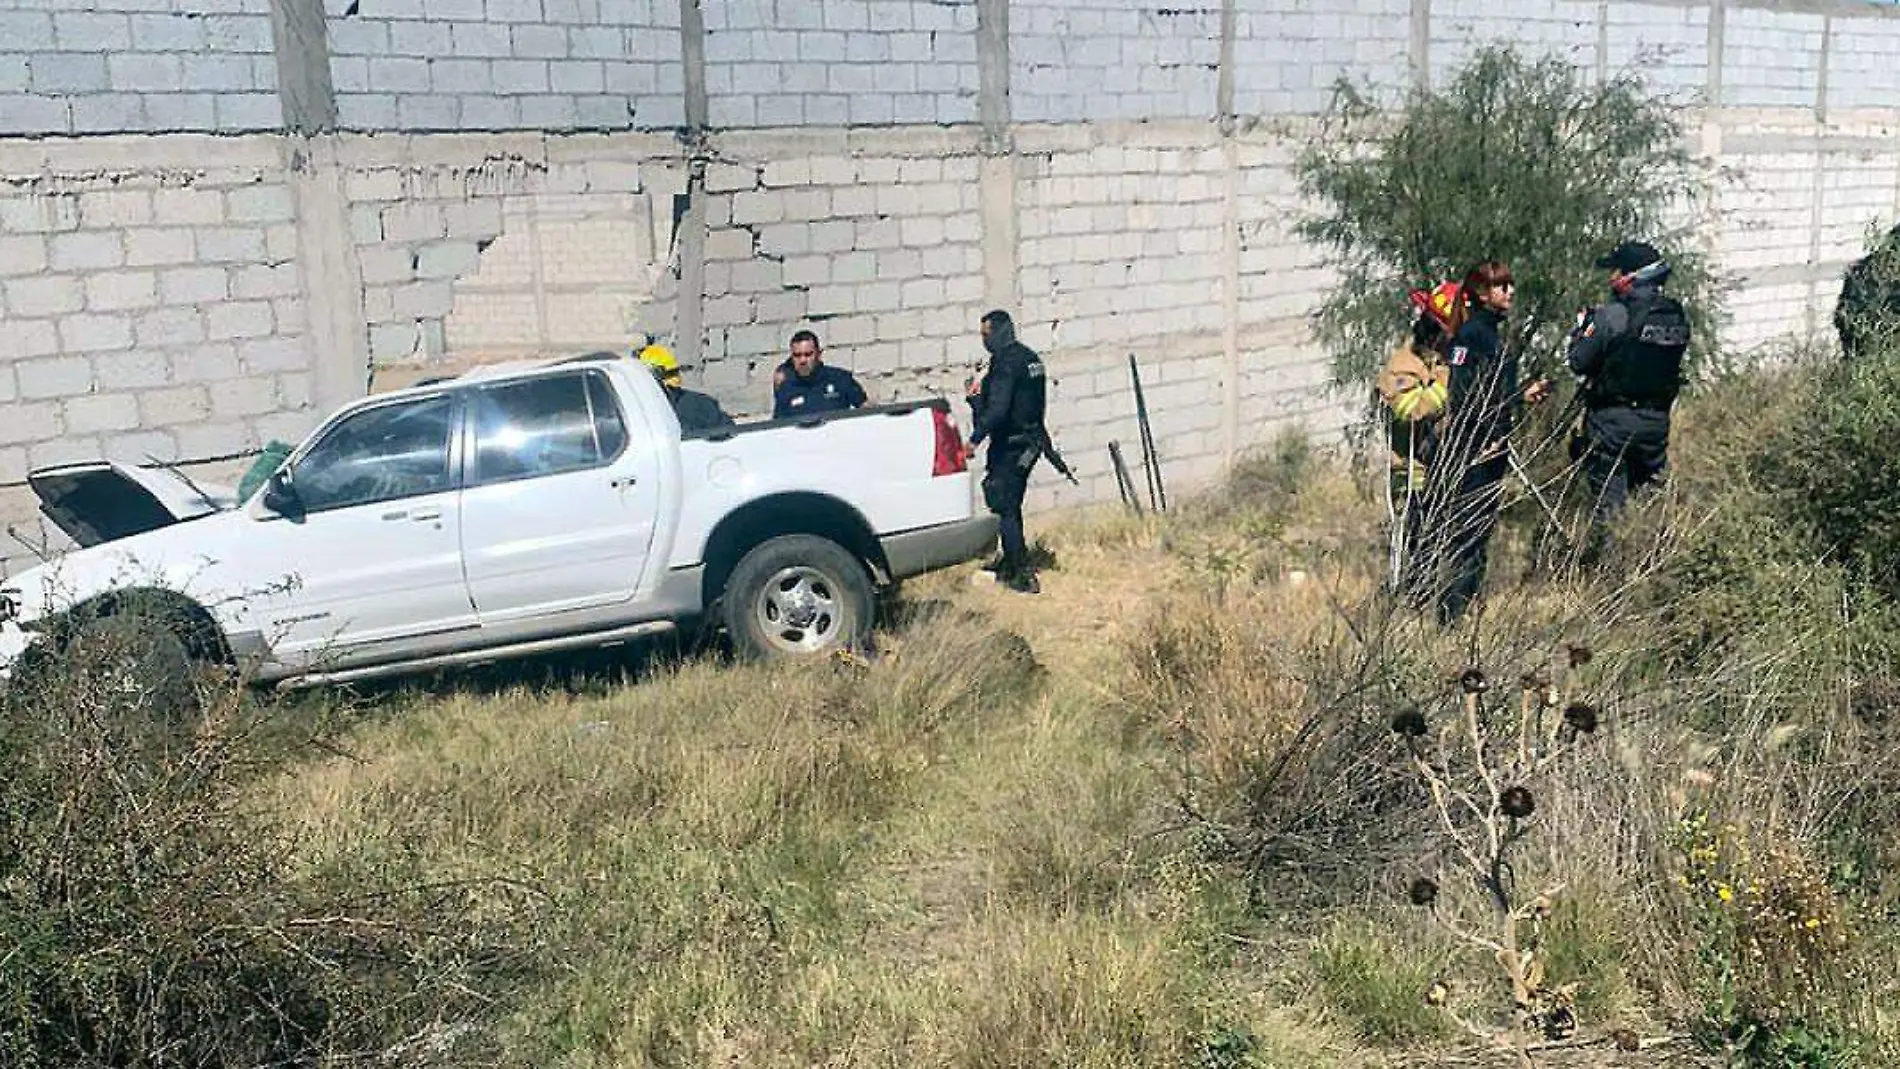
left=1408, top=281, right=1462, bottom=332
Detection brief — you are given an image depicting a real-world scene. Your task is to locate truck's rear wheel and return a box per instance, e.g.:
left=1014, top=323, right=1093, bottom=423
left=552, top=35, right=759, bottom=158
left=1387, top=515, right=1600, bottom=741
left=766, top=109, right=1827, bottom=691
left=722, top=535, right=873, bottom=660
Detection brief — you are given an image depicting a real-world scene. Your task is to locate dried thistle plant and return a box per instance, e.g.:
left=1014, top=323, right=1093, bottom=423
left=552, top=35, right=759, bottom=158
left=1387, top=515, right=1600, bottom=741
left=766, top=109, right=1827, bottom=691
left=1393, top=645, right=1602, bottom=1067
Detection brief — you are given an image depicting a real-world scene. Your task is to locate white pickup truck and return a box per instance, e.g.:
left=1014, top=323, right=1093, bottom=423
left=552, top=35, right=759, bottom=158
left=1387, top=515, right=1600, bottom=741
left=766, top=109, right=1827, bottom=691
left=0, top=353, right=995, bottom=689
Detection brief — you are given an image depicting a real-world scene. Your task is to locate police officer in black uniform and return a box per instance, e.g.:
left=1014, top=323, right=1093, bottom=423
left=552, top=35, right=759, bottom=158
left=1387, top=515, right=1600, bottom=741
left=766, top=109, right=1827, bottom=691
left=967, top=309, right=1049, bottom=594
left=1566, top=241, right=1690, bottom=556
left=1427, top=261, right=1550, bottom=625
left=773, top=330, right=868, bottom=419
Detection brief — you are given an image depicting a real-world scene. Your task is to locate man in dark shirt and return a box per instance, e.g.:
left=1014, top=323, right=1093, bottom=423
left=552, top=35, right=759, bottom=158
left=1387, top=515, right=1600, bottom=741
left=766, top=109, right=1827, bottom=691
left=966, top=309, right=1049, bottom=594
left=1566, top=240, right=1691, bottom=556
left=639, top=344, right=734, bottom=433
left=772, top=330, right=867, bottom=419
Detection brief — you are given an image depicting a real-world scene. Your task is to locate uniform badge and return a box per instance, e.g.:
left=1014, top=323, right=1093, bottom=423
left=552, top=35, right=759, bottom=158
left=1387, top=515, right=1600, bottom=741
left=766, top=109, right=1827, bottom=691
left=1449, top=345, right=1469, bottom=367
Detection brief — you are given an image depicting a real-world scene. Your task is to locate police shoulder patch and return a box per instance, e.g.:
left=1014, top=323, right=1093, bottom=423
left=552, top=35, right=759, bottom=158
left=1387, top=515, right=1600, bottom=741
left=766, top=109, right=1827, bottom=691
left=1449, top=345, right=1469, bottom=367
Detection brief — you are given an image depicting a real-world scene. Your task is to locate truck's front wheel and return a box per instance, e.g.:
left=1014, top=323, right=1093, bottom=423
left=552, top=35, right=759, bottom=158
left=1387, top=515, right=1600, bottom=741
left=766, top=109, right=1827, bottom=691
left=722, top=535, right=874, bottom=660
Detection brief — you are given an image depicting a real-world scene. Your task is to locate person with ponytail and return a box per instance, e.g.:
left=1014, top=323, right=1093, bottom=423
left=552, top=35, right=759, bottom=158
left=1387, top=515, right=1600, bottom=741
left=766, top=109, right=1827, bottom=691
left=1421, top=260, right=1551, bottom=624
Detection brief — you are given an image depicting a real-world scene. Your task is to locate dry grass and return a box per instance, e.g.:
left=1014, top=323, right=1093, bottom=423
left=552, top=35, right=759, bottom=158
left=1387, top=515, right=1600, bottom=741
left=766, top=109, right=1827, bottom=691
left=21, top=364, right=1863, bottom=1066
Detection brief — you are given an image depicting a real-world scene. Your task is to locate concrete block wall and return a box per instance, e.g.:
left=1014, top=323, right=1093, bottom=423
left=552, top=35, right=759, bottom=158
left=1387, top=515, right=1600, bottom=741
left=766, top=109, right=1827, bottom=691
left=0, top=0, right=281, bottom=135
left=0, top=138, right=315, bottom=503
left=9, top=0, right=1900, bottom=577
left=1720, top=7, right=1824, bottom=110
left=320, top=0, right=685, bottom=131
left=1233, top=0, right=1412, bottom=116
left=703, top=0, right=979, bottom=128
left=693, top=131, right=989, bottom=418
left=1429, top=0, right=1600, bottom=86
left=1604, top=3, right=1708, bottom=98
left=1011, top=1, right=1220, bottom=123
left=1828, top=17, right=1900, bottom=113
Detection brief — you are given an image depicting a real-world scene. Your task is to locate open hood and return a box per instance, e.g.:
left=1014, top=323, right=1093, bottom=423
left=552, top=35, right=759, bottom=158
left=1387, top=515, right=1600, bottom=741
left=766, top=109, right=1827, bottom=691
left=27, top=461, right=236, bottom=548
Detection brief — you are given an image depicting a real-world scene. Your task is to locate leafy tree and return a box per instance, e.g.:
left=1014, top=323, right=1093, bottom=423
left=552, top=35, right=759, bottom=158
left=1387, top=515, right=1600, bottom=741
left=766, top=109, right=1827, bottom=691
left=1297, top=46, right=1721, bottom=388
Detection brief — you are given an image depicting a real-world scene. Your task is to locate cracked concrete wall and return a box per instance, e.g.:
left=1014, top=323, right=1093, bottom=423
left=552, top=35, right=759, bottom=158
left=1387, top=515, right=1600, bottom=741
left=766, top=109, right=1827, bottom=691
left=7, top=0, right=1900, bottom=575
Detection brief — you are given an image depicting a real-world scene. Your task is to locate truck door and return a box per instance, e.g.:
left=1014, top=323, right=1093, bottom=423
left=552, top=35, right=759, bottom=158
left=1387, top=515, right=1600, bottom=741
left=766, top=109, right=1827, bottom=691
left=255, top=391, right=475, bottom=666
left=457, top=368, right=663, bottom=624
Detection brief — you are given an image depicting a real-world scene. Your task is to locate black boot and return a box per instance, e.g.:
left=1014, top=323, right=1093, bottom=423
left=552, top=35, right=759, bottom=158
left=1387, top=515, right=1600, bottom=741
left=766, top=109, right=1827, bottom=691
left=1002, top=567, right=1040, bottom=595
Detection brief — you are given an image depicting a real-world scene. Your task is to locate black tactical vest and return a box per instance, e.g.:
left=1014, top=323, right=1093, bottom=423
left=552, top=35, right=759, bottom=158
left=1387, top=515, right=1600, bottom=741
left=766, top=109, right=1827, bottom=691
left=1594, top=293, right=1689, bottom=408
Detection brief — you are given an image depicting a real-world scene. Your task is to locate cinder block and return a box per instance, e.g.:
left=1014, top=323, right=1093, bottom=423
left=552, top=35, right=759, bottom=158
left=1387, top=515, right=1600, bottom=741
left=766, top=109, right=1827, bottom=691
left=160, top=266, right=229, bottom=305
left=139, top=386, right=212, bottom=426
left=70, top=95, right=146, bottom=133
left=210, top=375, right=279, bottom=418
left=5, top=275, right=84, bottom=317
left=552, top=60, right=608, bottom=94
left=30, top=53, right=108, bottom=94
left=65, top=393, right=139, bottom=434
left=49, top=231, right=125, bottom=272
left=18, top=356, right=93, bottom=400
left=399, top=94, right=459, bottom=130
left=392, top=280, right=453, bottom=318
left=215, top=93, right=282, bottom=130
left=490, top=58, right=551, bottom=93
left=706, top=163, right=758, bottom=193
left=0, top=403, right=61, bottom=446
left=108, top=53, right=183, bottom=93
left=369, top=321, right=421, bottom=361
left=84, top=271, right=159, bottom=312
left=0, top=320, right=62, bottom=362
left=226, top=183, right=296, bottom=224
left=459, top=94, right=521, bottom=129
left=518, top=94, right=579, bottom=128
left=174, top=343, right=244, bottom=383
left=0, top=91, right=69, bottom=133
left=0, top=10, right=54, bottom=51
left=809, top=219, right=856, bottom=252
left=731, top=191, right=784, bottom=224
left=60, top=313, right=134, bottom=354
left=0, top=235, right=49, bottom=277
left=240, top=336, right=307, bottom=372
left=207, top=301, right=275, bottom=341
left=203, top=13, right=273, bottom=52
left=136, top=307, right=207, bottom=347
left=194, top=226, right=267, bottom=264
left=453, top=20, right=515, bottom=57
left=415, top=240, right=482, bottom=279
left=233, top=262, right=302, bottom=300
left=380, top=203, right=447, bottom=242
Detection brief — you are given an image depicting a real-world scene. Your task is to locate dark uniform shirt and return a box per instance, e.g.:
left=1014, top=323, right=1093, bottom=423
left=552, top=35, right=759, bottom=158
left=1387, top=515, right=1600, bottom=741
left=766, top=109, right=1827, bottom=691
left=773, top=363, right=867, bottom=419
left=668, top=386, right=734, bottom=433
left=1444, top=306, right=1518, bottom=458
left=968, top=340, right=1047, bottom=450
left=1567, top=282, right=1689, bottom=409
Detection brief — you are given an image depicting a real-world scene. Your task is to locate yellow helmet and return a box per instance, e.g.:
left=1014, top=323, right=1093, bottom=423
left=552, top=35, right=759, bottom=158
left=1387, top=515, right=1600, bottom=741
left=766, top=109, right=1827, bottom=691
left=638, top=343, right=679, bottom=373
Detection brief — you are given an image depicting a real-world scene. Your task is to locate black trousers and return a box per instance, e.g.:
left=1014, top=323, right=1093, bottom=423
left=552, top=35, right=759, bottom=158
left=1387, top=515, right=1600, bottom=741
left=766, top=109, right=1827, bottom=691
left=1578, top=406, right=1670, bottom=543
left=983, top=448, right=1036, bottom=574
left=1432, top=452, right=1508, bottom=626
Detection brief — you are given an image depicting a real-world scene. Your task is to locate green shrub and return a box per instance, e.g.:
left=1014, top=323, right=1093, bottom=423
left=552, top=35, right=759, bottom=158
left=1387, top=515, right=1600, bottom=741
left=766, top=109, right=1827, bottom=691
left=1297, top=45, right=1719, bottom=387
left=1756, top=353, right=1900, bottom=604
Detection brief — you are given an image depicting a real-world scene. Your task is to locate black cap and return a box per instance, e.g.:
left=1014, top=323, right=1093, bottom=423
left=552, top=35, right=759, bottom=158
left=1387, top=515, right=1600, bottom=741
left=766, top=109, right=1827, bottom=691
left=1595, top=241, right=1662, bottom=272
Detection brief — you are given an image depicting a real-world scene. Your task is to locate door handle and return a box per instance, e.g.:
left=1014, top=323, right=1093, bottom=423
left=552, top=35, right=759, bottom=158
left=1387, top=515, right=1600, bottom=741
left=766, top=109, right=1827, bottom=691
left=610, top=475, right=637, bottom=489
left=410, top=507, right=443, bottom=522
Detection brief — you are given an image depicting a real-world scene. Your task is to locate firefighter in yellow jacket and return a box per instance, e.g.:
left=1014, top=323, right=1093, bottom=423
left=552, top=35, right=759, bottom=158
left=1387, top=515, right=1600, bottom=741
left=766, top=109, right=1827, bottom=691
left=1377, top=282, right=1458, bottom=587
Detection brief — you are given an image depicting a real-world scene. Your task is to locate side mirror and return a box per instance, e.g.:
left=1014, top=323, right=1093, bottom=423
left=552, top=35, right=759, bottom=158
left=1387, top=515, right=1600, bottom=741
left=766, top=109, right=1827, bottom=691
left=261, top=468, right=303, bottom=519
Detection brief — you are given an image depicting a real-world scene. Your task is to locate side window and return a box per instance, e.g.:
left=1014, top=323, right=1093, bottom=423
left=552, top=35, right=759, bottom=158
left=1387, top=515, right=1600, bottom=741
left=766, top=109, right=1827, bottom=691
left=471, top=371, right=627, bottom=485
left=294, top=394, right=456, bottom=513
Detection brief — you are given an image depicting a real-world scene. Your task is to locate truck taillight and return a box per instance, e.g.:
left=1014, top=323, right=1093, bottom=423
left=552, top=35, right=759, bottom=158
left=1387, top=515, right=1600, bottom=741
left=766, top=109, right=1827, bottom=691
left=930, top=407, right=966, bottom=477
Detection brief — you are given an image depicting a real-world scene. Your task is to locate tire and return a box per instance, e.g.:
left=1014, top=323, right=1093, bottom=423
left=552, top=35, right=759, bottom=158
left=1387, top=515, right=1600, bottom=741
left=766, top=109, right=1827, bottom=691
left=62, top=612, right=203, bottom=722
left=721, top=534, right=874, bottom=660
